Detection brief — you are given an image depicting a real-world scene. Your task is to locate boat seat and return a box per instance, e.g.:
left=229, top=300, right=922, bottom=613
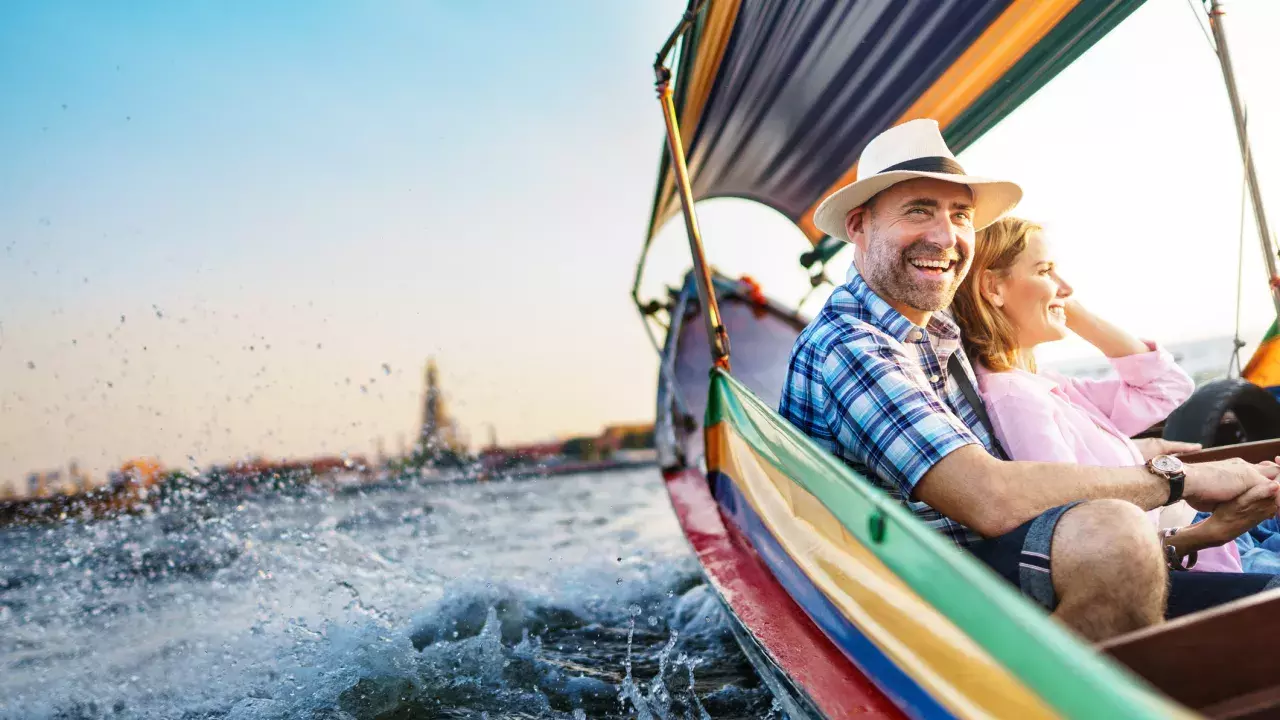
left=1101, top=586, right=1280, bottom=719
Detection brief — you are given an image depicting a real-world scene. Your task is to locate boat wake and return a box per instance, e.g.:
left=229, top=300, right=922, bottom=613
left=0, top=469, right=780, bottom=719
left=268, top=578, right=775, bottom=720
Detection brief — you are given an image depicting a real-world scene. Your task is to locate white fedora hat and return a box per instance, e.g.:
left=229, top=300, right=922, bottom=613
left=813, top=118, right=1022, bottom=242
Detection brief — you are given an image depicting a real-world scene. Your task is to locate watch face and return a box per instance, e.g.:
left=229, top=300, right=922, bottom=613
left=1152, top=455, right=1184, bottom=474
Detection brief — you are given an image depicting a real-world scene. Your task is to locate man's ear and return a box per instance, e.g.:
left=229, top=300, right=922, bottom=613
left=845, top=206, right=869, bottom=253
left=981, top=269, right=1005, bottom=308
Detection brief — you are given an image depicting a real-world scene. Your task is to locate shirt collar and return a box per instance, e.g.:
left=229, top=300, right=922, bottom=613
left=842, top=273, right=960, bottom=345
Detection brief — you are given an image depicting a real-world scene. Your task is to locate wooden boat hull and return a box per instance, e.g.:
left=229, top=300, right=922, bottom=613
left=664, top=465, right=900, bottom=718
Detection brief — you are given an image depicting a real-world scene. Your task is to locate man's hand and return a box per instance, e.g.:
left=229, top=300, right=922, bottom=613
left=1183, top=458, right=1280, bottom=512
left=1132, top=438, right=1202, bottom=461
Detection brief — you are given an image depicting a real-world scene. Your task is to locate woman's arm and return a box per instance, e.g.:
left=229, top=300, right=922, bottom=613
left=1063, top=299, right=1148, bottom=358
left=1054, top=299, right=1195, bottom=436
left=1164, top=480, right=1279, bottom=558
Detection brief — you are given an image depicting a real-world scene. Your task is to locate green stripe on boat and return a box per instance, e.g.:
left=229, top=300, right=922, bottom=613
left=707, top=370, right=1185, bottom=719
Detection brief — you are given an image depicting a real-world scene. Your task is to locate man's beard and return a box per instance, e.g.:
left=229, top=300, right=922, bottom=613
left=859, top=229, right=969, bottom=314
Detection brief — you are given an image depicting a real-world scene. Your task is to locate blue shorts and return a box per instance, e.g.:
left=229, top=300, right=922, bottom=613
left=968, top=502, right=1280, bottom=616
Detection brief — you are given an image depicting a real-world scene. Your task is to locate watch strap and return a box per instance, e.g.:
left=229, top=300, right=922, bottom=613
left=1166, top=470, right=1185, bottom=506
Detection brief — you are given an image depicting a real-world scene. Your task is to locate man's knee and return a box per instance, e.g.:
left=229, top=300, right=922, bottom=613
left=1053, top=499, right=1164, bottom=586
left=1063, top=499, right=1159, bottom=556
left=1049, top=500, right=1167, bottom=640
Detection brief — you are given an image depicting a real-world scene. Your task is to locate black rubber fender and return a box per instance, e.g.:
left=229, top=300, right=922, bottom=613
left=1162, top=378, right=1280, bottom=448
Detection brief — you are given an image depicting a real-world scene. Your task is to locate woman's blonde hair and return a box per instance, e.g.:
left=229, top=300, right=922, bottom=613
left=951, top=217, right=1042, bottom=373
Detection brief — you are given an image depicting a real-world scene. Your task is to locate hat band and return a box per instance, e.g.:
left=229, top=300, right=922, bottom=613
left=879, top=156, right=966, bottom=175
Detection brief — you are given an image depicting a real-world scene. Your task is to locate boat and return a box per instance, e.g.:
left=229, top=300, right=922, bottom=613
left=637, top=1, right=1280, bottom=717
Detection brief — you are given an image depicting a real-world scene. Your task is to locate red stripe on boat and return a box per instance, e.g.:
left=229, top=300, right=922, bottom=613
left=663, top=467, right=905, bottom=719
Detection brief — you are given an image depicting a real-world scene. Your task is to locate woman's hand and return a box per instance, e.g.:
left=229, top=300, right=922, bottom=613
left=1198, top=480, right=1280, bottom=545
left=1132, top=438, right=1202, bottom=461
left=1062, top=298, right=1087, bottom=332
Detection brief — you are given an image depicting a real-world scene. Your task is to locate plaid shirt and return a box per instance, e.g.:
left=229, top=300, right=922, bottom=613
left=778, top=273, right=1002, bottom=547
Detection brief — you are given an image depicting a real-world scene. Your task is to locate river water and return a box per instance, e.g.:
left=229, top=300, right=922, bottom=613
left=0, top=468, right=782, bottom=719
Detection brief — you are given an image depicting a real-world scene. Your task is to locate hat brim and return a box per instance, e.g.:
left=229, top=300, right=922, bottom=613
left=813, top=171, right=1023, bottom=242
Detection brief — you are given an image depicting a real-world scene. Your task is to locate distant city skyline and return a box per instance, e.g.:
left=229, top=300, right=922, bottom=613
left=0, top=351, right=655, bottom=492
left=5, top=2, right=1280, bottom=488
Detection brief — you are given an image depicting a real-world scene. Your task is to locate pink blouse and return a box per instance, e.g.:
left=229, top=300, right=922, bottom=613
left=975, top=343, right=1242, bottom=573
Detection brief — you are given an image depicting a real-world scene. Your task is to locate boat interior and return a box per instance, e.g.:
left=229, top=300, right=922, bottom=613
left=655, top=274, right=1280, bottom=720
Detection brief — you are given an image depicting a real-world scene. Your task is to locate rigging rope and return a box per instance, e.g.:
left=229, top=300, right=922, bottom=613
left=1230, top=111, right=1250, bottom=378
left=1185, top=0, right=1217, bottom=54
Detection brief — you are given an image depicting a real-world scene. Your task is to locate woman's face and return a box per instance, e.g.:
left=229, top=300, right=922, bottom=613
left=986, top=230, right=1073, bottom=350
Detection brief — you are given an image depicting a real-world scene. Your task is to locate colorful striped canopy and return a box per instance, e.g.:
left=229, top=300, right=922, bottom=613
left=646, top=0, right=1147, bottom=254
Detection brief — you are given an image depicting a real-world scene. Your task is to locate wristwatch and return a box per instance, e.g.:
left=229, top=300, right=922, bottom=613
left=1146, top=454, right=1186, bottom=506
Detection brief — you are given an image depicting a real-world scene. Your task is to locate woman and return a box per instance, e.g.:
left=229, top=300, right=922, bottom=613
left=949, top=217, right=1274, bottom=573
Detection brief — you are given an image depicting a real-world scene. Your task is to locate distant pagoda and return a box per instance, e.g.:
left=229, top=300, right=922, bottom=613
left=418, top=358, right=463, bottom=462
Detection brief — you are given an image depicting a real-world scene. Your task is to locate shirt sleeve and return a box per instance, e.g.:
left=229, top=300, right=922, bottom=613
left=1050, top=342, right=1195, bottom=437
left=984, top=392, right=1083, bottom=465
left=820, top=335, right=979, bottom=497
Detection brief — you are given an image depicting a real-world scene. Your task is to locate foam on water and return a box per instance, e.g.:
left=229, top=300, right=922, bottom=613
left=0, top=469, right=781, bottom=719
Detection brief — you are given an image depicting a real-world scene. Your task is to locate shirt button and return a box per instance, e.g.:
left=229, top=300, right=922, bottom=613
left=928, top=375, right=940, bottom=384
left=910, top=330, right=922, bottom=341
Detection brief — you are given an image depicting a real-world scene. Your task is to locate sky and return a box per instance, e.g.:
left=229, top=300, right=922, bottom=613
left=2, top=1, right=1280, bottom=487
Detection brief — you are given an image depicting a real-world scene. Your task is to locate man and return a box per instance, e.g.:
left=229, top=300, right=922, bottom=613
left=779, top=118, right=1280, bottom=641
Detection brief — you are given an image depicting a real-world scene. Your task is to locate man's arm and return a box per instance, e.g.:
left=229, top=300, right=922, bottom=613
left=815, top=331, right=1275, bottom=538
left=915, top=445, right=1279, bottom=538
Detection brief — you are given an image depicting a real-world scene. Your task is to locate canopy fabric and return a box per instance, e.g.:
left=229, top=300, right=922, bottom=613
left=647, top=0, right=1147, bottom=248
left=1245, top=320, right=1280, bottom=387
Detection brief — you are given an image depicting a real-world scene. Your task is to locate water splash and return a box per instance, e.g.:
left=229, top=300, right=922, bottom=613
left=0, top=469, right=780, bottom=718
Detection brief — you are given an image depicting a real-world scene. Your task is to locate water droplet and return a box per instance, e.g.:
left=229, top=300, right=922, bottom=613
left=381, top=363, right=391, bottom=375
left=26, top=361, right=34, bottom=369
left=616, top=578, right=623, bottom=585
